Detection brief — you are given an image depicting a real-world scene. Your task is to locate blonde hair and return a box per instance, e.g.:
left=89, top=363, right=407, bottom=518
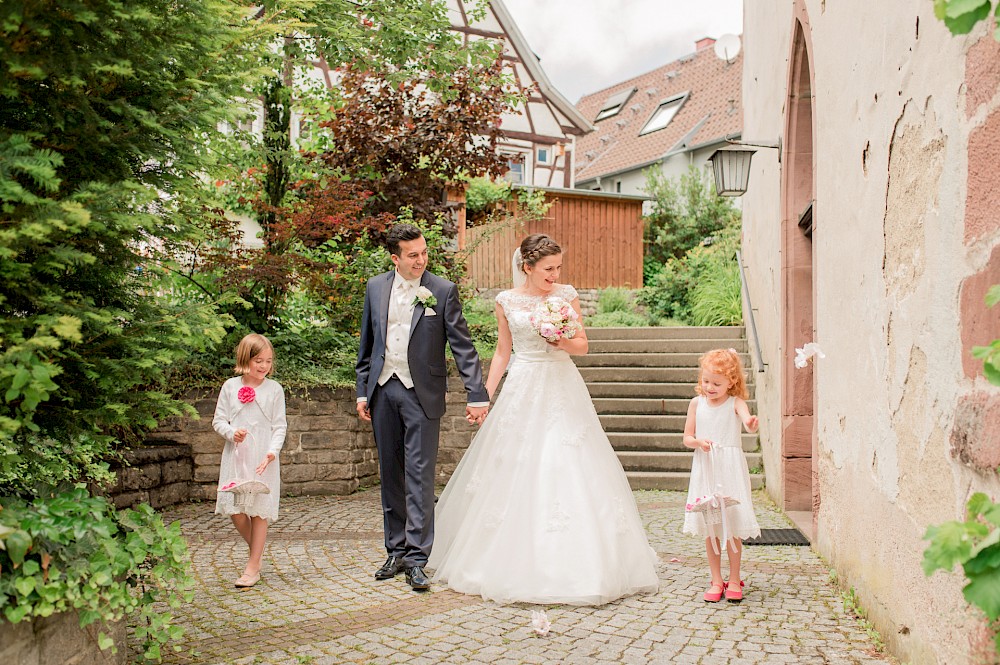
left=234, top=333, right=274, bottom=375
left=695, top=348, right=748, bottom=400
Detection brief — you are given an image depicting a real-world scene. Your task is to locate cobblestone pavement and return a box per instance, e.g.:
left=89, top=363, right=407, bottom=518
left=147, top=489, right=895, bottom=665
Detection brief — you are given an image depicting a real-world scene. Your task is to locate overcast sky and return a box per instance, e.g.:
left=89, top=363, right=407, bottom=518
left=501, top=0, right=744, bottom=103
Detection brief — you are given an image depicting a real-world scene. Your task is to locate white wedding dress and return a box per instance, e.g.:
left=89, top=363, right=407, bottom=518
left=428, top=284, right=659, bottom=605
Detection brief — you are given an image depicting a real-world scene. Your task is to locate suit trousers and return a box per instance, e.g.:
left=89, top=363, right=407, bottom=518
left=370, top=376, right=441, bottom=567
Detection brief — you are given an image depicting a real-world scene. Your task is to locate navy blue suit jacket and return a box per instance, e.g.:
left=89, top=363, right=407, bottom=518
left=356, top=270, right=488, bottom=419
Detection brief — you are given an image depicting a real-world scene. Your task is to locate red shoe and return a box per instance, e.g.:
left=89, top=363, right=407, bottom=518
left=725, top=579, right=744, bottom=603
left=703, top=581, right=725, bottom=603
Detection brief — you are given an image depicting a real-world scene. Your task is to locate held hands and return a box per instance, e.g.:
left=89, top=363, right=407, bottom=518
left=233, top=429, right=248, bottom=444
left=356, top=402, right=372, bottom=422
left=256, top=453, right=275, bottom=475
left=466, top=405, right=488, bottom=426
left=744, top=416, right=759, bottom=433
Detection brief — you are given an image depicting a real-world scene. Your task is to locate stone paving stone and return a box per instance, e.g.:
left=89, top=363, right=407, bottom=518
left=145, top=488, right=898, bottom=665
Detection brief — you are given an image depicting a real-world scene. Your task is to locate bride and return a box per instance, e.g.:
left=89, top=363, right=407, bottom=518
left=428, top=234, right=659, bottom=605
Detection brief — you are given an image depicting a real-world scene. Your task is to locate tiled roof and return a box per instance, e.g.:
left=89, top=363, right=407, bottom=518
left=574, top=45, right=743, bottom=183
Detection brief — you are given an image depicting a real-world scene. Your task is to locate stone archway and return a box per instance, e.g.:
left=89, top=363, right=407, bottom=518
left=781, top=6, right=817, bottom=514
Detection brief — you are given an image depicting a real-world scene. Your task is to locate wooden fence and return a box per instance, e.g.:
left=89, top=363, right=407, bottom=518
left=461, top=186, right=647, bottom=290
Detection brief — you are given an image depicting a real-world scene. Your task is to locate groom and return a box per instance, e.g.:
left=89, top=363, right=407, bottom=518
left=356, top=223, right=489, bottom=591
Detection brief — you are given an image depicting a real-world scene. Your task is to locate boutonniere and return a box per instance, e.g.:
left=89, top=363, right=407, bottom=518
left=412, top=286, right=437, bottom=309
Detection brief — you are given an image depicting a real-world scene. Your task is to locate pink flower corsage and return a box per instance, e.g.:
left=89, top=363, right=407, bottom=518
left=237, top=386, right=256, bottom=404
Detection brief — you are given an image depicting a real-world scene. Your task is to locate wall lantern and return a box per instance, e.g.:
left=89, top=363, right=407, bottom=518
left=708, top=139, right=781, bottom=197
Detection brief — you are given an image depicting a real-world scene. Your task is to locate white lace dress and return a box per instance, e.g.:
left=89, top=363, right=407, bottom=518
left=428, top=284, right=660, bottom=605
left=682, top=395, right=760, bottom=541
left=212, top=376, right=287, bottom=522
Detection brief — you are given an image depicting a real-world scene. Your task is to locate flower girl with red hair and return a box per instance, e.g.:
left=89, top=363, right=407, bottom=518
left=683, top=348, right=761, bottom=603
left=212, top=333, right=286, bottom=588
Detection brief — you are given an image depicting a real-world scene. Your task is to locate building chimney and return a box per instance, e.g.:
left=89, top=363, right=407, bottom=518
left=696, top=36, right=716, bottom=50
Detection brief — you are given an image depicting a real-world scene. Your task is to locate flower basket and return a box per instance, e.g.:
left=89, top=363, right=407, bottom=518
left=686, top=494, right=740, bottom=527
left=219, top=479, right=270, bottom=509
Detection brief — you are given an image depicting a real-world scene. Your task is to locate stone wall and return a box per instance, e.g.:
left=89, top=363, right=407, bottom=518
left=0, top=612, right=126, bottom=665
left=146, top=367, right=486, bottom=500
left=105, top=443, right=193, bottom=509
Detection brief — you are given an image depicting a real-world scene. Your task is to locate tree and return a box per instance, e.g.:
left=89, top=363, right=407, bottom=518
left=317, top=59, right=520, bottom=226
left=0, top=0, right=249, bottom=493
left=643, top=165, right=740, bottom=268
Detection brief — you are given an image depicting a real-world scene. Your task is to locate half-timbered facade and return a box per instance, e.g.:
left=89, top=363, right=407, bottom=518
left=446, top=0, right=593, bottom=188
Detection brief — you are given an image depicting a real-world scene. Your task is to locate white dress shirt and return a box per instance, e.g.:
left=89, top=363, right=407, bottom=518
left=377, top=274, right=420, bottom=388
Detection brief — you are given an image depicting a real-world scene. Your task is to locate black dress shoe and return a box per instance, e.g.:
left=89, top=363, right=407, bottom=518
left=405, top=566, right=430, bottom=591
left=374, top=556, right=405, bottom=580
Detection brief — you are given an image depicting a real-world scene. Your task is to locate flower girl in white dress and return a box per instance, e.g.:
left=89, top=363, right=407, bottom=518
left=428, top=234, right=659, bottom=605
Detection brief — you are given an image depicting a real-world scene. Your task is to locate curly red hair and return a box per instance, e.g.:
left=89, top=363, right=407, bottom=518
left=695, top=348, right=748, bottom=400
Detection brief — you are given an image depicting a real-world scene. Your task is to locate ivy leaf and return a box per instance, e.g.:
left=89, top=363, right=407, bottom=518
left=21, top=559, right=40, bottom=576
left=986, top=284, right=1000, bottom=308
left=97, top=632, right=115, bottom=651
left=4, top=604, right=30, bottom=623
left=4, top=530, right=31, bottom=565
left=967, top=492, right=994, bottom=517
left=923, top=520, right=985, bottom=574
left=14, top=575, right=36, bottom=596
left=943, top=0, right=992, bottom=33
left=945, top=0, right=992, bottom=17
left=964, top=536, right=1000, bottom=574
left=964, top=568, right=1000, bottom=621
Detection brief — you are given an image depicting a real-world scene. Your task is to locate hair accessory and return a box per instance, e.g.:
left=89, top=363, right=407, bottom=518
left=727, top=348, right=737, bottom=354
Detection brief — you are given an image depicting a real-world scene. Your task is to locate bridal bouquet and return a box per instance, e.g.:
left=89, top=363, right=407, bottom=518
left=529, top=297, right=582, bottom=343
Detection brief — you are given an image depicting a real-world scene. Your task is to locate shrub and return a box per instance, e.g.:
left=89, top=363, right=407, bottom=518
left=463, top=297, right=500, bottom=358
left=586, top=311, right=650, bottom=328
left=0, top=487, right=193, bottom=661
left=690, top=259, right=743, bottom=326
left=640, top=223, right=741, bottom=324
left=596, top=288, right=636, bottom=315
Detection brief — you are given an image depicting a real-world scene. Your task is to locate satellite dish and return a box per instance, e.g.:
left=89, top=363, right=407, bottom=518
left=714, top=34, right=742, bottom=63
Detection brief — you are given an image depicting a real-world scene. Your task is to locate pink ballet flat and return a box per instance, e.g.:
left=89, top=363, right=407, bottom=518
left=703, top=581, right=725, bottom=603
left=725, top=579, right=744, bottom=603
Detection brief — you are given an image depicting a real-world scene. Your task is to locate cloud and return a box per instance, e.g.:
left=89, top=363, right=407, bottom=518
left=502, top=0, right=743, bottom=102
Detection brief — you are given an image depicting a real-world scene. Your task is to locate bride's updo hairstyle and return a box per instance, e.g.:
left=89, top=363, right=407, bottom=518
left=695, top=348, right=749, bottom=400
left=518, top=234, right=562, bottom=273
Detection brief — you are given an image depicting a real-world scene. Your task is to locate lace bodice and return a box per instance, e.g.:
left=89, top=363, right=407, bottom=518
left=496, top=284, right=579, bottom=355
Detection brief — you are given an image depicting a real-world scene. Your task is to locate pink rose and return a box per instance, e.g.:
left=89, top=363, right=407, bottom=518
left=238, top=386, right=256, bottom=404
left=539, top=323, right=557, bottom=338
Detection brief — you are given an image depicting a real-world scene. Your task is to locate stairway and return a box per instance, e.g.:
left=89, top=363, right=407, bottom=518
left=575, top=327, right=764, bottom=492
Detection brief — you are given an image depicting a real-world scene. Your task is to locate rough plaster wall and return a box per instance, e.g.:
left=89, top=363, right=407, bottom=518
left=742, top=1, right=997, bottom=663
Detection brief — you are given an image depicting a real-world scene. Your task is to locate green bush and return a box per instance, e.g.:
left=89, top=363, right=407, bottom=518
left=0, top=487, right=193, bottom=661
left=586, top=311, right=650, bottom=327
left=463, top=297, right=500, bottom=358
left=643, top=164, right=740, bottom=267
left=690, top=259, right=743, bottom=326
left=596, top=288, right=636, bottom=315
left=640, top=223, right=741, bottom=324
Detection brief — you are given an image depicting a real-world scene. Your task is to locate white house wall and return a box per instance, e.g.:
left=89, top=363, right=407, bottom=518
left=742, top=1, right=1000, bottom=663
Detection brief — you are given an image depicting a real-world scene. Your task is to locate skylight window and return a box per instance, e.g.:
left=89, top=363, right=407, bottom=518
left=639, top=94, right=687, bottom=135
left=594, top=87, right=636, bottom=121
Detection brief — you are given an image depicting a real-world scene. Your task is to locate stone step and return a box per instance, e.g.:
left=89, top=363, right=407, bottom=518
left=599, top=414, right=686, bottom=432
left=626, top=471, right=765, bottom=492
left=587, top=382, right=698, bottom=399
left=587, top=326, right=745, bottom=341
left=593, top=398, right=756, bottom=415
left=608, top=431, right=758, bottom=453
left=587, top=339, right=748, bottom=354
left=617, top=451, right=762, bottom=472
left=586, top=382, right=756, bottom=400
left=575, top=352, right=750, bottom=368
left=579, top=367, right=700, bottom=383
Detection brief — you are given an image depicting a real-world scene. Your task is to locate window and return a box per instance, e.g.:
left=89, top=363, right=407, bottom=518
left=537, top=147, right=551, bottom=165
left=594, top=87, right=636, bottom=122
left=639, top=94, right=686, bottom=135
left=615, top=181, right=622, bottom=193
left=504, top=157, right=525, bottom=184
